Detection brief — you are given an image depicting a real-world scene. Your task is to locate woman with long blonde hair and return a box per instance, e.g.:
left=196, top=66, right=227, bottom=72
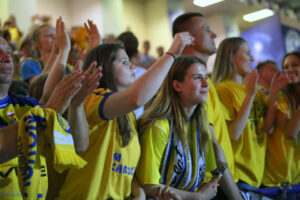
left=212, top=37, right=268, bottom=199
left=137, top=56, right=220, bottom=200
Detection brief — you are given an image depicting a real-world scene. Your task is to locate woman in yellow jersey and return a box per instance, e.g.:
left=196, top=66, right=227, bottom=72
left=211, top=37, right=269, bottom=199
left=58, top=33, right=194, bottom=200
left=136, top=56, right=221, bottom=200
left=263, top=51, right=300, bottom=199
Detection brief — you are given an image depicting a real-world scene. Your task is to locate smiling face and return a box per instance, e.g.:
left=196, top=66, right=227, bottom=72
left=0, top=38, right=14, bottom=84
left=173, top=63, right=209, bottom=107
left=283, top=54, right=300, bottom=84
left=234, top=42, right=254, bottom=77
left=189, top=16, right=217, bottom=56
left=113, top=49, right=136, bottom=91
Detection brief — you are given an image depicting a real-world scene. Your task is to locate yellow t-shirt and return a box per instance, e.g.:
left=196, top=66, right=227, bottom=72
left=257, top=85, right=269, bottom=104
left=58, top=88, right=141, bottom=200
left=8, top=27, right=21, bottom=42
left=206, top=78, right=237, bottom=182
left=216, top=80, right=267, bottom=187
left=263, top=94, right=300, bottom=186
left=136, top=118, right=216, bottom=190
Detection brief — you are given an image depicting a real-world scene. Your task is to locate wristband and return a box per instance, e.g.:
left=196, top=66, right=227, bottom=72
left=166, top=52, right=176, bottom=60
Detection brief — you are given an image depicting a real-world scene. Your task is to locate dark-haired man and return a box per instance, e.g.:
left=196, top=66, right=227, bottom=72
left=256, top=60, right=279, bottom=98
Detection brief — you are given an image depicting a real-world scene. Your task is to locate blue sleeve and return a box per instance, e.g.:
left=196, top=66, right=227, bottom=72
left=20, top=60, right=42, bottom=81
left=98, top=91, right=115, bottom=121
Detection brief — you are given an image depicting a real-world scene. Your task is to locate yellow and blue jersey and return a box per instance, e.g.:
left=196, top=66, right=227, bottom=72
left=0, top=93, right=40, bottom=200
left=59, top=88, right=141, bottom=200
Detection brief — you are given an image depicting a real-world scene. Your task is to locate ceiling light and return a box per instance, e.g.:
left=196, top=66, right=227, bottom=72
left=193, top=0, right=224, bottom=7
left=243, top=9, right=274, bottom=22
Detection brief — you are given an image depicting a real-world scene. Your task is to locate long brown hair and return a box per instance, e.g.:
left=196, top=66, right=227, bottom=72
left=138, top=56, right=210, bottom=154
left=83, top=43, right=132, bottom=147
left=212, top=37, right=246, bottom=84
left=282, top=51, right=300, bottom=116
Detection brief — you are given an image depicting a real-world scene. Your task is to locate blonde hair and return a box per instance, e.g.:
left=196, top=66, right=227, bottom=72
left=212, top=37, right=246, bottom=84
left=138, top=56, right=209, bottom=154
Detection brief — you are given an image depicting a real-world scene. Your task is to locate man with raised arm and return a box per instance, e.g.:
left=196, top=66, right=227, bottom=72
left=172, top=12, right=243, bottom=200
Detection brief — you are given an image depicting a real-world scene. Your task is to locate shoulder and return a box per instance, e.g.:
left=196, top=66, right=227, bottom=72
left=84, top=88, right=116, bottom=121
left=142, top=119, right=170, bottom=139
left=215, top=80, right=232, bottom=93
left=85, top=88, right=115, bottom=105
left=152, top=119, right=170, bottom=134
left=92, top=88, right=115, bottom=96
left=140, top=118, right=171, bottom=148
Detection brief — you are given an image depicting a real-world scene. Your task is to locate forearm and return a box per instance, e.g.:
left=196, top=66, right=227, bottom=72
left=143, top=184, right=199, bottom=200
left=40, top=50, right=69, bottom=105
left=0, top=123, right=18, bottom=163
left=219, top=169, right=242, bottom=200
left=42, top=48, right=57, bottom=73
left=264, top=91, right=278, bottom=135
left=229, top=93, right=255, bottom=141
left=0, top=121, right=47, bottom=164
left=212, top=145, right=242, bottom=199
left=127, top=54, right=174, bottom=107
left=210, top=130, right=242, bottom=200
left=103, top=54, right=175, bottom=119
left=68, top=103, right=89, bottom=153
left=132, top=175, right=146, bottom=200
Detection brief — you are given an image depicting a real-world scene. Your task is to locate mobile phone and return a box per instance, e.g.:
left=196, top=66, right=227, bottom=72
left=210, top=166, right=226, bottom=178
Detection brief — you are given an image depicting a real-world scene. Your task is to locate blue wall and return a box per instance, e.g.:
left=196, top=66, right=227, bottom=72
left=241, top=14, right=285, bottom=70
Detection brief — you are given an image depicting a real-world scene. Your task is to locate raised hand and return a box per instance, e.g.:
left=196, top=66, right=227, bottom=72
left=55, top=17, right=71, bottom=54
left=270, top=70, right=288, bottom=94
left=84, top=19, right=101, bottom=52
left=45, top=70, right=84, bottom=114
left=70, top=60, right=102, bottom=107
left=245, top=70, right=259, bottom=96
left=167, top=32, right=195, bottom=57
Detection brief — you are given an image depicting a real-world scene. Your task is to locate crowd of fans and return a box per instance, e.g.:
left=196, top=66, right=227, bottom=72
left=0, top=12, right=299, bottom=200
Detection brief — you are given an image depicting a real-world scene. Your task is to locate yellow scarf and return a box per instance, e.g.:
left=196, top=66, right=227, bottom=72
left=17, top=106, right=87, bottom=199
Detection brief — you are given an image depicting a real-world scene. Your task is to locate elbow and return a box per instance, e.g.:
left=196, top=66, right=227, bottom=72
left=129, top=96, right=144, bottom=110
left=265, top=127, right=274, bottom=136
left=231, top=136, right=239, bottom=142
left=229, top=130, right=240, bottom=141
left=75, top=140, right=89, bottom=153
left=228, top=125, right=243, bottom=141
left=285, top=128, right=298, bottom=140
